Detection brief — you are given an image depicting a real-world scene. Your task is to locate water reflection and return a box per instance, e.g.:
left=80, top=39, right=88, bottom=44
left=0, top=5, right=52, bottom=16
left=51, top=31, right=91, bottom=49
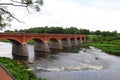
left=0, top=42, right=12, bottom=58
left=0, top=42, right=35, bottom=62
left=28, top=45, right=35, bottom=62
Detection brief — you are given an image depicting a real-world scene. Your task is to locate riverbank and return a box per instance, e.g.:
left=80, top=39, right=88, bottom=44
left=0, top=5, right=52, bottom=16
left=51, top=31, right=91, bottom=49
left=27, top=46, right=120, bottom=80
left=0, top=57, right=46, bottom=80
left=84, top=40, right=120, bottom=56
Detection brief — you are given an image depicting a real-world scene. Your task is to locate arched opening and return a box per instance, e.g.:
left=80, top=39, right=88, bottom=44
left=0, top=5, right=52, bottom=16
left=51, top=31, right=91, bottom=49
left=48, top=38, right=58, bottom=49
left=0, top=38, right=28, bottom=60
left=10, top=39, right=28, bottom=60
left=77, top=38, right=81, bottom=45
left=61, top=38, right=71, bottom=49
left=82, top=37, right=85, bottom=42
left=48, top=38, right=62, bottom=52
left=70, top=38, right=78, bottom=46
left=0, top=38, right=21, bottom=44
left=27, top=38, right=50, bottom=61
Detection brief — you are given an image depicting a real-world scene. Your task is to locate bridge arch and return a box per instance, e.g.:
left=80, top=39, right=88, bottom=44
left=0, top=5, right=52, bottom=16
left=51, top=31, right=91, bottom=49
left=61, top=38, right=71, bottom=49
left=31, top=38, right=50, bottom=57
left=47, top=37, right=59, bottom=42
left=70, top=37, right=78, bottom=46
left=61, top=38, right=68, bottom=42
left=48, top=38, right=62, bottom=50
left=77, top=37, right=81, bottom=45
left=26, top=37, right=44, bottom=43
left=81, top=37, right=86, bottom=42
left=0, top=37, right=22, bottom=44
left=48, top=38, right=59, bottom=48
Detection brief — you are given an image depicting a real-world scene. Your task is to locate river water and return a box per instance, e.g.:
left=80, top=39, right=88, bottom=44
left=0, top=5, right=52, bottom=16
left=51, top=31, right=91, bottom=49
left=0, top=42, right=120, bottom=80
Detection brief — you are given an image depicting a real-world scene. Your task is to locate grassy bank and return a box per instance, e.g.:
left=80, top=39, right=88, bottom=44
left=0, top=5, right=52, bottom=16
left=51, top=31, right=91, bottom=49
left=0, top=57, right=46, bottom=80
left=84, top=40, right=120, bottom=56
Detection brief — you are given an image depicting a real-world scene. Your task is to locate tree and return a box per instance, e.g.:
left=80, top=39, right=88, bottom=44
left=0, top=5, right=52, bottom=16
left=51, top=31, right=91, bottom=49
left=79, top=29, right=90, bottom=35
left=94, top=30, right=101, bottom=36
left=65, top=27, right=79, bottom=34
left=0, top=0, right=44, bottom=30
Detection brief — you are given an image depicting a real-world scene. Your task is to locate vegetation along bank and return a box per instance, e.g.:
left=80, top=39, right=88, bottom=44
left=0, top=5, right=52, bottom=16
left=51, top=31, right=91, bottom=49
left=84, top=34, right=120, bottom=56
left=0, top=57, right=46, bottom=80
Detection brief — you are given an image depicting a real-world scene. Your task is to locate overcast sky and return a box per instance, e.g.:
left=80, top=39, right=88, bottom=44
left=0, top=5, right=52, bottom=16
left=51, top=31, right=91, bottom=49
left=3, top=0, right=120, bottom=32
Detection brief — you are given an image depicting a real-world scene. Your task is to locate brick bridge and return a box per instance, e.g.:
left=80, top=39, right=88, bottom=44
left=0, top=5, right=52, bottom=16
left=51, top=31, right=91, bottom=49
left=0, top=33, right=87, bottom=57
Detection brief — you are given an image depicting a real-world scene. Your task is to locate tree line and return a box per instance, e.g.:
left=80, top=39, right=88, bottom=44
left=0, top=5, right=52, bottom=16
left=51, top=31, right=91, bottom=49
left=5, top=26, right=119, bottom=36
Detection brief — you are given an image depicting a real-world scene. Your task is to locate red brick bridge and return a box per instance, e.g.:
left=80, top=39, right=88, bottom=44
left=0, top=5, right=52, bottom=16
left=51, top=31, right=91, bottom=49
left=0, top=33, right=87, bottom=57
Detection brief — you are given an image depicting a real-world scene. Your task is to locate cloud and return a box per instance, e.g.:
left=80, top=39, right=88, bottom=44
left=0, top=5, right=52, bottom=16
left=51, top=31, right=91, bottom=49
left=92, top=0, right=120, bottom=9
left=3, top=0, right=120, bottom=32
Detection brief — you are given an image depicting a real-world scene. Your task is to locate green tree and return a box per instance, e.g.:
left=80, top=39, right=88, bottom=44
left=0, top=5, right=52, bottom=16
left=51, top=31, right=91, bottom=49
left=0, top=0, right=44, bottom=29
left=65, top=27, right=79, bottom=34
left=44, top=27, right=63, bottom=34
left=101, top=31, right=108, bottom=37
left=111, top=31, right=117, bottom=36
left=94, top=30, right=101, bottom=36
left=79, top=29, right=90, bottom=35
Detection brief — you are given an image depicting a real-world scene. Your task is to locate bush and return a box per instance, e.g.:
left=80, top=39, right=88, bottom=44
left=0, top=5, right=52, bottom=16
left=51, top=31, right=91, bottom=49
left=0, top=57, right=46, bottom=80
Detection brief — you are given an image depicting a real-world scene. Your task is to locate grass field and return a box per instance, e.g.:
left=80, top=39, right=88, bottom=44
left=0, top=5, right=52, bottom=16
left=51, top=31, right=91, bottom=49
left=84, top=40, right=120, bottom=56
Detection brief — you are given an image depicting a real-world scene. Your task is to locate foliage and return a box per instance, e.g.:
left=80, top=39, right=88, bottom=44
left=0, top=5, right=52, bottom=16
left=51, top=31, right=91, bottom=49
left=5, top=26, right=119, bottom=36
left=94, top=30, right=101, bottom=35
left=5, top=26, right=91, bottom=35
left=1, top=39, right=10, bottom=42
left=0, top=57, right=46, bottom=80
left=28, top=39, right=35, bottom=44
left=85, top=35, right=120, bottom=56
left=89, top=42, right=120, bottom=56
left=0, top=0, right=44, bottom=29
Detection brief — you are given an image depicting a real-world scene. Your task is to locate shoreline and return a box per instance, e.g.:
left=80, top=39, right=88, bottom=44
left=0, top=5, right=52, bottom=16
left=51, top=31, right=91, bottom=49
left=27, top=46, right=120, bottom=80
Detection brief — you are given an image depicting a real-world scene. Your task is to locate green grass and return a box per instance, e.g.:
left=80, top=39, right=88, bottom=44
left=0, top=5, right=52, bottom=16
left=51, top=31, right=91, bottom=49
left=28, top=40, right=35, bottom=44
left=0, top=57, right=46, bottom=80
left=84, top=40, right=120, bottom=56
left=1, top=39, right=10, bottom=42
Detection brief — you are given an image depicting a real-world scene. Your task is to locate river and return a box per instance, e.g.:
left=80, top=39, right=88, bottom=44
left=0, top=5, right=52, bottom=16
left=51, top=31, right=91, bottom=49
left=0, top=42, right=120, bottom=80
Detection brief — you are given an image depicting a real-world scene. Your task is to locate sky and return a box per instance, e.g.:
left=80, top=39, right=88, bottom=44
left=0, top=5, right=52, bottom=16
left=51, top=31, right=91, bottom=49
left=2, top=0, right=120, bottom=32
